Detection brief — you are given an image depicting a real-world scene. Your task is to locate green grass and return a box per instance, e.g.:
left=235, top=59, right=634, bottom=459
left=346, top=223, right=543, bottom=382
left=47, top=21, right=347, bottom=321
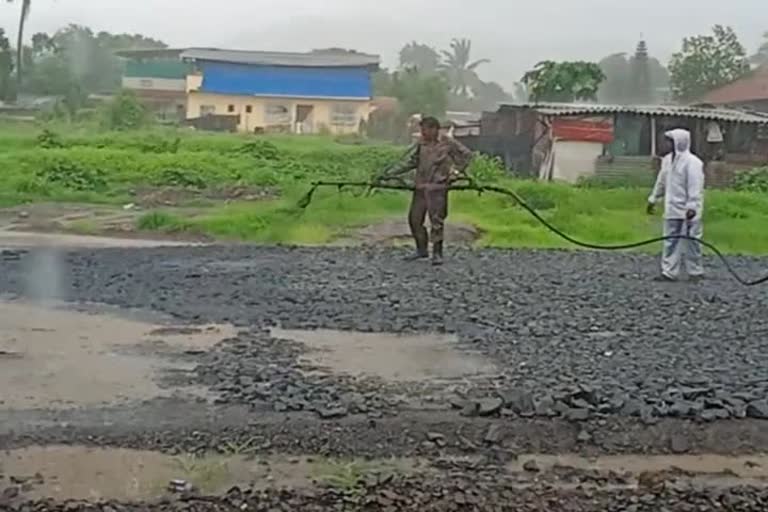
left=2, top=120, right=768, bottom=254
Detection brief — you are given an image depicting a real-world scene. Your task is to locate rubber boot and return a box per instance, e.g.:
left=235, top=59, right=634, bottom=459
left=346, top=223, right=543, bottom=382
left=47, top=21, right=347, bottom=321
left=431, top=241, right=444, bottom=266
left=403, top=241, right=429, bottom=261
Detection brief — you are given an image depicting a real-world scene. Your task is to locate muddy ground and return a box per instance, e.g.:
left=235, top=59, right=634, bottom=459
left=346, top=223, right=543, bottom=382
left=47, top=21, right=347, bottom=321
left=2, top=239, right=768, bottom=510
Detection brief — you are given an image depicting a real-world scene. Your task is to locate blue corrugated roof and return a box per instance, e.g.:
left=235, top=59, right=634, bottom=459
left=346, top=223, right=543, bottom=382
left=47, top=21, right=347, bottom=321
left=199, top=63, right=372, bottom=99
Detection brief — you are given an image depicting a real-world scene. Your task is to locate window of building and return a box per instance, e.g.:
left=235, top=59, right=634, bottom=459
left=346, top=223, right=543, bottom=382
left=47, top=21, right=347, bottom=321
left=139, top=79, right=153, bottom=88
left=265, top=104, right=291, bottom=124
left=246, top=105, right=253, bottom=114
left=200, top=105, right=216, bottom=116
left=227, top=104, right=236, bottom=113
left=331, top=103, right=358, bottom=126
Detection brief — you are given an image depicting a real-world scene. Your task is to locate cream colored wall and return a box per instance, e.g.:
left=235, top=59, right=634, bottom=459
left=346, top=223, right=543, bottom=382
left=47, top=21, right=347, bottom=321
left=186, top=91, right=370, bottom=134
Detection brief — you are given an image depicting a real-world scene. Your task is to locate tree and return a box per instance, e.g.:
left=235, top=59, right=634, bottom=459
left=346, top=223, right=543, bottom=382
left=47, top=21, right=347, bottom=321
left=102, top=89, right=149, bottom=130
left=523, top=61, right=605, bottom=102
left=598, top=53, right=630, bottom=103
left=627, top=40, right=652, bottom=104
left=391, top=68, right=449, bottom=117
left=6, top=0, right=31, bottom=91
left=669, top=25, right=750, bottom=101
left=440, top=38, right=489, bottom=97
left=399, top=42, right=440, bottom=74
left=599, top=43, right=670, bottom=104
left=752, top=31, right=768, bottom=67
left=0, top=27, right=13, bottom=100
left=23, top=25, right=167, bottom=97
left=30, top=31, right=54, bottom=57
left=449, top=80, right=510, bottom=112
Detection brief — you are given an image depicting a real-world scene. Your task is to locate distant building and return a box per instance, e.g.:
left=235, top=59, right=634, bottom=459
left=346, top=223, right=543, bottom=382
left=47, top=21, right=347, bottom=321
left=116, top=49, right=191, bottom=121
left=698, top=66, right=768, bottom=113
left=461, top=102, right=768, bottom=187
left=181, top=48, right=380, bottom=134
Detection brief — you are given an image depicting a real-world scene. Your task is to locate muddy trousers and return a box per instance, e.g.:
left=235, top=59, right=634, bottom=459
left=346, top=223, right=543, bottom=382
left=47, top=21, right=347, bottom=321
left=661, top=219, right=704, bottom=279
left=408, top=188, right=448, bottom=254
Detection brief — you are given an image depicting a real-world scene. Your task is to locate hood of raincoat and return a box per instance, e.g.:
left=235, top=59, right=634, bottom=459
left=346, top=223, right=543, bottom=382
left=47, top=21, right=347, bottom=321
left=665, top=129, right=691, bottom=154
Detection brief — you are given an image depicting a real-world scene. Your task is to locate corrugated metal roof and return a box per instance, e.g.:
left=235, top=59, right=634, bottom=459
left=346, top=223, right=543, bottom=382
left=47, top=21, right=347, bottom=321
left=182, top=48, right=380, bottom=68
left=499, top=102, right=768, bottom=124
left=699, top=66, right=768, bottom=104
left=199, top=62, right=372, bottom=99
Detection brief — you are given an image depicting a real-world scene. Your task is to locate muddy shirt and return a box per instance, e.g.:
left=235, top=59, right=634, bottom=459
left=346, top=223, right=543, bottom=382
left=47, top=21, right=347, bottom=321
left=389, top=137, right=473, bottom=185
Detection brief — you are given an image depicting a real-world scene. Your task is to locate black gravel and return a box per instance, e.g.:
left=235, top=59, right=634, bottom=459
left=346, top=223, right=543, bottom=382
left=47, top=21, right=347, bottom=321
left=5, top=478, right=768, bottom=511
left=2, top=245, right=768, bottom=423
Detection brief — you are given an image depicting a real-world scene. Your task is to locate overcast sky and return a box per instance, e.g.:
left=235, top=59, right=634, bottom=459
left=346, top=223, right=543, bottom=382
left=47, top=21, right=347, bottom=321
left=1, top=0, right=765, bottom=88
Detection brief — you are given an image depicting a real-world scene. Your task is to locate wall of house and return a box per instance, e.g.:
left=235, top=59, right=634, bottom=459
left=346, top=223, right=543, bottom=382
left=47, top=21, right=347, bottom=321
left=186, top=91, right=370, bottom=134
left=122, top=77, right=186, bottom=91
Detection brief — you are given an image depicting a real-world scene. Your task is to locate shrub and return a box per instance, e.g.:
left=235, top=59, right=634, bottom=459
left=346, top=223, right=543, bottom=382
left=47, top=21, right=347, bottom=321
left=36, top=160, right=107, bottom=191
left=101, top=90, right=150, bottom=131
left=37, top=129, right=65, bottom=149
left=155, top=168, right=207, bottom=189
left=733, top=167, right=768, bottom=193
left=137, top=211, right=185, bottom=231
left=235, top=140, right=280, bottom=160
left=468, top=153, right=506, bottom=185
left=139, top=136, right=180, bottom=154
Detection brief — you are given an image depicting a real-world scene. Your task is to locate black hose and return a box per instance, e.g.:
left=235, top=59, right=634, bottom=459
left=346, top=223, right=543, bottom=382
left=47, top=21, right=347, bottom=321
left=301, top=180, right=768, bottom=286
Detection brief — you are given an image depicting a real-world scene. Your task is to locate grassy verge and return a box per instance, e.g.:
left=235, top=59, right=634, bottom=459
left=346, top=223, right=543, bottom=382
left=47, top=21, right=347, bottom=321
left=136, top=181, right=768, bottom=254
left=3, top=121, right=768, bottom=254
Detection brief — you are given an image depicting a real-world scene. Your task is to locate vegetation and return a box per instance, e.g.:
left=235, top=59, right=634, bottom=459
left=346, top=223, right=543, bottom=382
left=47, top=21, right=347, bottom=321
left=1, top=122, right=768, bottom=255
left=598, top=41, right=670, bottom=104
left=752, top=31, right=768, bottom=67
left=669, top=25, right=750, bottom=101
left=376, top=37, right=510, bottom=121
left=522, top=61, right=605, bottom=102
left=439, top=38, right=490, bottom=97
left=0, top=27, right=12, bottom=100
left=6, top=0, right=30, bottom=92
left=0, top=21, right=166, bottom=105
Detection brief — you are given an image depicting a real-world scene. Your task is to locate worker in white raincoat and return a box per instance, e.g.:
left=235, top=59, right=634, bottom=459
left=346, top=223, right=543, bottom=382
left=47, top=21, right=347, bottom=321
left=647, top=129, right=705, bottom=281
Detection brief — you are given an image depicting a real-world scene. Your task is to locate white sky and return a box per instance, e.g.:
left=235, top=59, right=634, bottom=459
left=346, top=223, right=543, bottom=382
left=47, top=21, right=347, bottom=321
left=1, top=0, right=765, bottom=88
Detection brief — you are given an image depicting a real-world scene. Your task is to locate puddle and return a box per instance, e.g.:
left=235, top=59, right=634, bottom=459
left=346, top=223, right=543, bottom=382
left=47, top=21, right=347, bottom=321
left=272, top=328, right=494, bottom=382
left=0, top=446, right=416, bottom=501
left=0, top=301, right=236, bottom=409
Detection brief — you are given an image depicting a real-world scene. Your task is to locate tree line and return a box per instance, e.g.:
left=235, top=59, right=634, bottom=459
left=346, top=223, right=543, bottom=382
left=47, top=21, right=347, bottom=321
left=2, top=0, right=767, bottom=115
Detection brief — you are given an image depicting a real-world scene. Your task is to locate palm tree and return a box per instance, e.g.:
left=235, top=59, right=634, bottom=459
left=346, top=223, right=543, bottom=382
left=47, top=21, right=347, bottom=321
left=440, top=38, right=489, bottom=97
left=6, top=0, right=31, bottom=91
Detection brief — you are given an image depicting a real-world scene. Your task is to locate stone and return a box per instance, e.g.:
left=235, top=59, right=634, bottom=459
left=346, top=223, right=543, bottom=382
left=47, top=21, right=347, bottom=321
left=747, top=401, right=768, bottom=420
left=499, top=389, right=535, bottom=415
left=522, top=460, right=540, bottom=473
left=483, top=425, right=504, bottom=445
left=317, top=407, right=349, bottom=420
left=577, top=430, right=592, bottom=443
left=426, top=433, right=447, bottom=447
left=565, top=408, right=590, bottom=422
left=477, top=398, right=504, bottom=417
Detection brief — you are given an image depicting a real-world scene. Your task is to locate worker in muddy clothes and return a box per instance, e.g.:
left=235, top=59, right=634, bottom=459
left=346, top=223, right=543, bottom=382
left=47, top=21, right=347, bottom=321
left=382, top=116, right=473, bottom=265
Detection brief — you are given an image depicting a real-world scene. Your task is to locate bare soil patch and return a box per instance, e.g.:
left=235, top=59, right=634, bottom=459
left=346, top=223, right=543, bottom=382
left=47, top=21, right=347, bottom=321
left=0, top=446, right=416, bottom=501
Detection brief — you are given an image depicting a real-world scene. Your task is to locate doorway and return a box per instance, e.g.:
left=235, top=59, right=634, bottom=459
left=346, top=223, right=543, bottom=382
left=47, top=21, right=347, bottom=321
left=295, top=105, right=315, bottom=134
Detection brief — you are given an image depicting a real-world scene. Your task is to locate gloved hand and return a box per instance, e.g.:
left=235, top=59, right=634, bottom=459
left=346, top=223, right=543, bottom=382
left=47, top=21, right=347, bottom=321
left=686, top=209, right=696, bottom=220
left=646, top=202, right=655, bottom=215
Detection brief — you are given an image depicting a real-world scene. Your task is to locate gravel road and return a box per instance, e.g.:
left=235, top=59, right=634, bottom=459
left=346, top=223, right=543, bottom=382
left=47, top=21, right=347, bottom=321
left=2, top=245, right=768, bottom=510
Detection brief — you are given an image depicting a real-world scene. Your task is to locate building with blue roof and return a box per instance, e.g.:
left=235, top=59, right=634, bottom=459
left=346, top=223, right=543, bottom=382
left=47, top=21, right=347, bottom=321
left=181, top=48, right=380, bottom=134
